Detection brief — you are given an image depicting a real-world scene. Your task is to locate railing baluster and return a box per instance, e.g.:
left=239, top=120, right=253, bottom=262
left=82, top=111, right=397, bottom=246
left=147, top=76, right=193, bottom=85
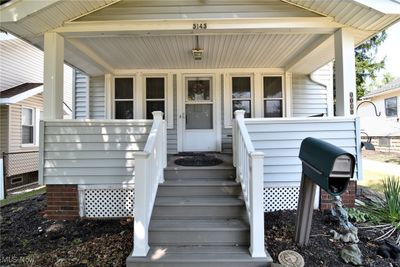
left=132, top=111, right=166, bottom=257
left=233, top=110, right=266, bottom=258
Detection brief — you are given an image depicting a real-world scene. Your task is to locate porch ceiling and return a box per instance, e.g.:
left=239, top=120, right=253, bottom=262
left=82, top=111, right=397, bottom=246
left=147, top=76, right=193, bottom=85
left=65, top=33, right=324, bottom=73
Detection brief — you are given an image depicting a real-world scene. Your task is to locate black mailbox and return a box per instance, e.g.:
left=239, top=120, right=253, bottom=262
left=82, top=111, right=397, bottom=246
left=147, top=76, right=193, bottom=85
left=299, top=137, right=355, bottom=196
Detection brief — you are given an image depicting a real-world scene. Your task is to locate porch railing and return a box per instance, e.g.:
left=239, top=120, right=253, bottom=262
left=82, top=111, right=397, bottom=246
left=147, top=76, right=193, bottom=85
left=132, top=111, right=167, bottom=256
left=232, top=110, right=266, bottom=258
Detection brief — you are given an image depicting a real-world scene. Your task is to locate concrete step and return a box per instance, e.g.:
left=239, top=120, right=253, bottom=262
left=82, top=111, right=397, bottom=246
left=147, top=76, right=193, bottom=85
left=164, top=167, right=235, bottom=180
left=157, top=179, right=241, bottom=196
left=149, top=219, right=249, bottom=245
left=126, top=245, right=273, bottom=267
left=152, top=196, right=246, bottom=219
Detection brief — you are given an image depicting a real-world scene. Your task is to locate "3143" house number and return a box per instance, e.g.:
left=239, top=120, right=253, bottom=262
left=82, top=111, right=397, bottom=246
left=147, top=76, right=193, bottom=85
left=193, top=23, right=207, bottom=30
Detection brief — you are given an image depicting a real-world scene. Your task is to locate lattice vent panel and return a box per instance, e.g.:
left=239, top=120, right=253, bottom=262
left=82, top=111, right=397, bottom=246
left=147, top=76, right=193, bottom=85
left=82, top=188, right=134, bottom=218
left=263, top=186, right=300, bottom=212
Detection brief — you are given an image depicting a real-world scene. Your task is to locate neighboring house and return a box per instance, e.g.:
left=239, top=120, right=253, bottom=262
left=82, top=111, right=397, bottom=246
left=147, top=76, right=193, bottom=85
left=358, top=78, right=400, bottom=153
left=0, top=35, right=73, bottom=191
left=1, top=0, right=399, bottom=265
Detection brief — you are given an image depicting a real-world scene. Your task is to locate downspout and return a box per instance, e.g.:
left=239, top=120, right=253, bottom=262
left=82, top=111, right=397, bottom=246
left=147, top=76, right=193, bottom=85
left=309, top=62, right=334, bottom=117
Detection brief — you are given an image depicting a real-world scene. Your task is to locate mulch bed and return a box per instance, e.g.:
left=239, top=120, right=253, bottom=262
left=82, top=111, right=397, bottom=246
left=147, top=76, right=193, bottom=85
left=0, top=194, right=132, bottom=266
left=1, top=193, right=399, bottom=266
left=265, top=210, right=399, bottom=267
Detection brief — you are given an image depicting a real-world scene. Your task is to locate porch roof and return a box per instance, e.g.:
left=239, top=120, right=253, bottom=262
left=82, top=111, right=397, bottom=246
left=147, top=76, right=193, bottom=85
left=1, top=0, right=399, bottom=76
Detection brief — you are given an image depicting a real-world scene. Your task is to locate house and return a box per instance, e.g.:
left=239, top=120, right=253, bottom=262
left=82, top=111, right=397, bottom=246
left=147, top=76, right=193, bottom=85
left=0, top=35, right=73, bottom=192
left=358, top=78, right=400, bottom=153
left=1, top=0, right=399, bottom=266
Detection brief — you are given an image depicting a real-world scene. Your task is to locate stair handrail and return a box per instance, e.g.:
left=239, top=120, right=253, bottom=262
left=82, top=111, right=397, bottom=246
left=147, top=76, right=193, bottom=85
left=132, top=111, right=167, bottom=257
left=233, top=110, right=266, bottom=258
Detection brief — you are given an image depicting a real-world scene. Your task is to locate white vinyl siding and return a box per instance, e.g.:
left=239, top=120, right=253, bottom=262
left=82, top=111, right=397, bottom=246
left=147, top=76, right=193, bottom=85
left=0, top=36, right=73, bottom=107
left=245, top=117, right=361, bottom=187
left=0, top=105, right=9, bottom=154
left=74, top=70, right=89, bottom=119
left=9, top=94, right=43, bottom=152
left=292, top=74, right=328, bottom=117
left=40, top=120, right=152, bottom=185
left=89, top=76, right=106, bottom=119
left=77, top=0, right=320, bottom=21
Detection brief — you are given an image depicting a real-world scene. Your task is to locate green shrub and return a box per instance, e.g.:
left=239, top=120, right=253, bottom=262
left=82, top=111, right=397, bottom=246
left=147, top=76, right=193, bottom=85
left=367, top=176, right=400, bottom=228
left=348, top=208, right=371, bottom=223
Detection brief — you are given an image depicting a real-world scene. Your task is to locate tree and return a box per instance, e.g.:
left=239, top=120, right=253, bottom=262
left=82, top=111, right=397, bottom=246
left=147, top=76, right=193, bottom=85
left=355, top=31, right=387, bottom=99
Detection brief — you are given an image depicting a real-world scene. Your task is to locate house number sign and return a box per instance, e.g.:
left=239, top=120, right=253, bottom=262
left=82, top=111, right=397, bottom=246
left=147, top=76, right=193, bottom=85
left=193, top=23, right=207, bottom=30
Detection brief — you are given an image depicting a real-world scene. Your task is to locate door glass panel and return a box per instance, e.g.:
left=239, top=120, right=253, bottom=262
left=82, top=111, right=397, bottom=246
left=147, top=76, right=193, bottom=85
left=115, top=101, right=133, bottom=119
left=187, top=80, right=211, bottom=101
left=186, top=104, right=213, bottom=129
left=115, top=78, right=133, bottom=99
left=233, top=100, right=251, bottom=118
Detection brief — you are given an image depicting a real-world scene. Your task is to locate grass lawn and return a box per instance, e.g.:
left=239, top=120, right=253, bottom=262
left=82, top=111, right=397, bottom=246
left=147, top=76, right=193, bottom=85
left=359, top=169, right=389, bottom=192
left=0, top=186, right=46, bottom=207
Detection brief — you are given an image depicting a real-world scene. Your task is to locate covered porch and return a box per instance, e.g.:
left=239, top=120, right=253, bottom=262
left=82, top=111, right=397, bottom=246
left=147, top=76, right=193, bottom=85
left=2, top=0, right=399, bottom=265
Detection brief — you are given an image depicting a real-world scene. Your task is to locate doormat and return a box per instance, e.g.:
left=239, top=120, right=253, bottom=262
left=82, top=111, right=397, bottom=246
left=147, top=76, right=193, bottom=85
left=174, top=154, right=223, bottom=167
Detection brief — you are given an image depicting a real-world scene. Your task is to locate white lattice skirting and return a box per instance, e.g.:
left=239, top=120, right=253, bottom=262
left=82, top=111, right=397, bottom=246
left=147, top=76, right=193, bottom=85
left=263, top=186, right=300, bottom=212
left=78, top=185, right=135, bottom=218
left=78, top=185, right=312, bottom=218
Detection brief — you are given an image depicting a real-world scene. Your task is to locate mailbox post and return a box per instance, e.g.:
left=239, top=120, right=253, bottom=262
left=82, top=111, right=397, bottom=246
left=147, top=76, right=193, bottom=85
left=295, top=137, right=355, bottom=246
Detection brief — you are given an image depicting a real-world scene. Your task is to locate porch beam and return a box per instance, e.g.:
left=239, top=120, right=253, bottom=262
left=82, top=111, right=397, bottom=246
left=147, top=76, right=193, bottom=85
left=66, top=39, right=114, bottom=73
left=43, top=32, right=64, bottom=120
left=334, top=28, right=356, bottom=116
left=285, top=34, right=331, bottom=72
left=53, top=17, right=341, bottom=36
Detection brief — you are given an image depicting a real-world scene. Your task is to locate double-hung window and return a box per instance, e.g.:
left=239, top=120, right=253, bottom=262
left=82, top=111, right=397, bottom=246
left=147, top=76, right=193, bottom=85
left=22, top=108, right=34, bottom=144
left=232, top=76, right=252, bottom=118
left=114, top=78, right=134, bottom=119
left=263, top=76, right=283, bottom=117
left=146, top=77, right=165, bottom=119
left=385, top=97, right=398, bottom=117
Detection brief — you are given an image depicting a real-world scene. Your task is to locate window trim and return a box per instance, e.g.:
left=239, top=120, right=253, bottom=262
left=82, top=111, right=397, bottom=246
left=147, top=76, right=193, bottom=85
left=113, top=76, right=135, bottom=120
left=262, top=75, right=285, bottom=118
left=21, top=107, right=35, bottom=146
left=384, top=96, right=398, bottom=117
left=227, top=74, right=254, bottom=126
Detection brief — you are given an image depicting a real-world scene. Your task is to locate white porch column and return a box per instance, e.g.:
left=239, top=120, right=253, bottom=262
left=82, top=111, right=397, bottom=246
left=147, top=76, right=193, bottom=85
left=334, top=28, right=356, bottom=116
left=44, top=32, right=64, bottom=120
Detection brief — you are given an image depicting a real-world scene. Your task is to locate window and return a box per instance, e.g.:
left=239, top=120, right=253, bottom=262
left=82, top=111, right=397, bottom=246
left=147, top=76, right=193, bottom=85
left=22, top=108, right=34, bottom=144
left=146, top=77, right=165, bottom=119
left=263, top=76, right=283, bottom=117
left=232, top=76, right=251, bottom=118
left=114, top=78, right=134, bottom=119
left=385, top=97, right=398, bottom=117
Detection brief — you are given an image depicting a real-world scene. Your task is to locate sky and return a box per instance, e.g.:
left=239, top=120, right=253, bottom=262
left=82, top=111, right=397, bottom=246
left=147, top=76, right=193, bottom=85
left=375, top=21, right=400, bottom=79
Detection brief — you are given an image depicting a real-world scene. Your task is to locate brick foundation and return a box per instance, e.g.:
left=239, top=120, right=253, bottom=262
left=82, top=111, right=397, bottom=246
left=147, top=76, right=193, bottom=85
left=320, top=181, right=356, bottom=211
left=46, top=185, right=79, bottom=220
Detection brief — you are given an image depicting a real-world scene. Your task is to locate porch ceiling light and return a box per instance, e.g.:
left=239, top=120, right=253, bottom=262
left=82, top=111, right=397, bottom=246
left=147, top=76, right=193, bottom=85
left=192, top=35, right=203, bottom=60
left=192, top=48, right=204, bottom=60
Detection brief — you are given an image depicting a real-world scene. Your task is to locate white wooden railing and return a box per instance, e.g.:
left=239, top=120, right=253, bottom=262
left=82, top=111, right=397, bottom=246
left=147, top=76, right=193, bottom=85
left=132, top=111, right=167, bottom=256
left=232, top=110, right=266, bottom=258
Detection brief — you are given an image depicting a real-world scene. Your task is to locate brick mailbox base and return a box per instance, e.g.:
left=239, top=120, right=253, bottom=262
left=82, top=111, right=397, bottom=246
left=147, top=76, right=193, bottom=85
left=320, top=181, right=356, bottom=211
left=46, top=185, right=79, bottom=220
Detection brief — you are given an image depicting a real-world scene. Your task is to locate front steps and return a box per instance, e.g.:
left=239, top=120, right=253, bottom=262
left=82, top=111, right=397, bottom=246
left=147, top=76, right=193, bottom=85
left=127, top=160, right=272, bottom=267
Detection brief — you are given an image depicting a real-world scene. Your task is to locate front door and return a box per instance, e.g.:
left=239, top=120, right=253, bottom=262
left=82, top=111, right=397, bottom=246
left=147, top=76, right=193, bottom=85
left=182, top=77, right=217, bottom=151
